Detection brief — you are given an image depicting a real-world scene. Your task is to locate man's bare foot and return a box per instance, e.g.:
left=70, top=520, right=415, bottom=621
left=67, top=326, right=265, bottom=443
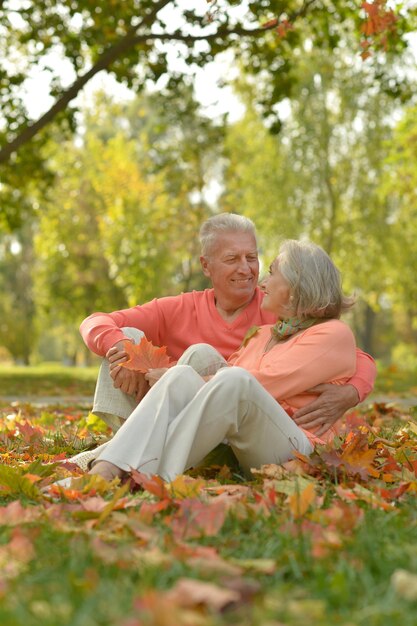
left=88, top=460, right=123, bottom=481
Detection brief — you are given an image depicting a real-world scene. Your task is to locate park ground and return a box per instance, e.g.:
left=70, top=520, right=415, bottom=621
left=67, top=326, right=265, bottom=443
left=0, top=364, right=417, bottom=626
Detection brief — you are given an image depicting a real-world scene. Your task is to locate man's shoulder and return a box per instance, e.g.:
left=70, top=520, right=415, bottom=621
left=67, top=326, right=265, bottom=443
left=153, top=289, right=213, bottom=309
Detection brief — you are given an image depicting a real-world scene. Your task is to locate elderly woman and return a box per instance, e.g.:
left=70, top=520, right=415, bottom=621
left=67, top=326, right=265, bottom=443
left=88, top=240, right=357, bottom=482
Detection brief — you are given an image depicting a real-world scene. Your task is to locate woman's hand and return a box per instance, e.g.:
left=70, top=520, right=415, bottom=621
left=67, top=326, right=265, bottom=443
left=292, top=383, right=359, bottom=437
left=145, top=368, right=169, bottom=387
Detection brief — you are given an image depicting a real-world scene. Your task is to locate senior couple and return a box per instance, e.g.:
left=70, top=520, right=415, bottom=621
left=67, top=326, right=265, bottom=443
left=74, top=213, right=375, bottom=482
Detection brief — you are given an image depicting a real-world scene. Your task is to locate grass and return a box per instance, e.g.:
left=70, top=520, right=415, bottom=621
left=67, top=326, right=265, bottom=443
left=1, top=361, right=417, bottom=399
left=373, top=363, right=417, bottom=396
left=0, top=365, right=416, bottom=625
left=0, top=363, right=98, bottom=397
left=1, top=501, right=416, bottom=626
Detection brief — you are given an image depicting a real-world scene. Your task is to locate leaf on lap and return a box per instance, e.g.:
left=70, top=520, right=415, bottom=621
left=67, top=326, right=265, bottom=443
left=119, top=338, right=172, bottom=372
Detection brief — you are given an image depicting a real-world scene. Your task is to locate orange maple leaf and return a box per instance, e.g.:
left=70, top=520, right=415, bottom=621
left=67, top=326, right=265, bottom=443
left=119, top=338, right=172, bottom=372
left=341, top=437, right=379, bottom=479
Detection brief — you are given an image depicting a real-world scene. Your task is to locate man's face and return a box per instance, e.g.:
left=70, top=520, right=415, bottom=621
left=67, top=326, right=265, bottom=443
left=200, top=231, right=259, bottom=304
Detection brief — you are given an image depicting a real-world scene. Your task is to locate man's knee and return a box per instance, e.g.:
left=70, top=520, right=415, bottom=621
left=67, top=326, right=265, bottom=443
left=178, top=344, right=227, bottom=375
left=121, top=327, right=145, bottom=344
left=156, top=364, right=203, bottom=391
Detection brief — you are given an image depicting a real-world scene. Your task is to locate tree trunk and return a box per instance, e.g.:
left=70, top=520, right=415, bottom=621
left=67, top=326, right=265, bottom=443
left=361, top=303, right=376, bottom=356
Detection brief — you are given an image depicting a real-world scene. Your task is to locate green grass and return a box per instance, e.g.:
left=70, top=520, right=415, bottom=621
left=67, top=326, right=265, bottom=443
left=0, top=497, right=416, bottom=626
left=0, top=364, right=98, bottom=397
left=373, top=363, right=417, bottom=396
left=0, top=361, right=416, bottom=400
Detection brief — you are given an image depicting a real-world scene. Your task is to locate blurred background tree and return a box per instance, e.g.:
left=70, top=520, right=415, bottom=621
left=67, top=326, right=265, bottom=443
left=1, top=0, right=417, bottom=365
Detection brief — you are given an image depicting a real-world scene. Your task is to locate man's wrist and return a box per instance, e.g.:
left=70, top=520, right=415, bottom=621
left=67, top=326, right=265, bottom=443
left=344, top=383, right=360, bottom=408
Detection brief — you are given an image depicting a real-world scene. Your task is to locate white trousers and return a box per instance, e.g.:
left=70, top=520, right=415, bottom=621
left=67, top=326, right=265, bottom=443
left=95, top=363, right=313, bottom=481
left=92, top=331, right=230, bottom=431
left=92, top=328, right=144, bottom=431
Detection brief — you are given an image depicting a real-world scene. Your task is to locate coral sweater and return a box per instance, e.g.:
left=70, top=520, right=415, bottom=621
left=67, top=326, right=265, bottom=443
left=228, top=320, right=357, bottom=444
left=80, top=288, right=376, bottom=401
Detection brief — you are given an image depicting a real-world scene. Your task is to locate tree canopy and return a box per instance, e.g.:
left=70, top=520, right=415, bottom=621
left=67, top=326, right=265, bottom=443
left=1, top=0, right=416, bottom=229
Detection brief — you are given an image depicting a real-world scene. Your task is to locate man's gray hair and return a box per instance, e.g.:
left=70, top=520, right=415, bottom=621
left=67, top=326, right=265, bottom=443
left=279, top=240, right=354, bottom=319
left=199, top=213, right=257, bottom=256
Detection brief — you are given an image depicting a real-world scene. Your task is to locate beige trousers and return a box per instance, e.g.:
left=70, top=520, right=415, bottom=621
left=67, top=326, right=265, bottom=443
left=92, top=330, right=229, bottom=431
left=95, top=362, right=313, bottom=481
left=91, top=328, right=144, bottom=431
left=73, top=341, right=230, bottom=470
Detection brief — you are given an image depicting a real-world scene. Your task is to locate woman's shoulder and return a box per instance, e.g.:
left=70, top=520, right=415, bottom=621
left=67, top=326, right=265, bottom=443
left=307, top=318, right=355, bottom=342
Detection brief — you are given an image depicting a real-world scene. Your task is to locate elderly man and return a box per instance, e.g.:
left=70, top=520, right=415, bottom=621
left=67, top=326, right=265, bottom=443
left=80, top=213, right=376, bottom=439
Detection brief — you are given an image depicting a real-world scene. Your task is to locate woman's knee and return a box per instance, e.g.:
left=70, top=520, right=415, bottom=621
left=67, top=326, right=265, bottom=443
left=214, top=366, right=254, bottom=387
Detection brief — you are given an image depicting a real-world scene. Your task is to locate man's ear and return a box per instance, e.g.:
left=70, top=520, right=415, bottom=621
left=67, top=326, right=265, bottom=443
left=200, top=255, right=211, bottom=278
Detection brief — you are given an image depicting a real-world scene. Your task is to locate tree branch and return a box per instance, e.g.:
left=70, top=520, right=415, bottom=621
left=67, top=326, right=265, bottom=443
left=0, top=0, right=318, bottom=164
left=0, top=0, right=171, bottom=164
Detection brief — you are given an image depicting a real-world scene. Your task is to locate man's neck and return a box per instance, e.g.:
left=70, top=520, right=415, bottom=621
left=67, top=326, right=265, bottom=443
left=215, top=294, right=254, bottom=323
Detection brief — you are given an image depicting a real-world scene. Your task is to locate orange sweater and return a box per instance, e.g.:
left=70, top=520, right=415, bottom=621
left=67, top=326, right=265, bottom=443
left=80, top=289, right=375, bottom=401
left=80, top=288, right=274, bottom=361
left=228, top=320, right=357, bottom=444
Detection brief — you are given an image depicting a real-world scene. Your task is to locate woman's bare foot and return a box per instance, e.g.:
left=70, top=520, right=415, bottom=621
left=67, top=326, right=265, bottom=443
left=88, top=460, right=123, bottom=482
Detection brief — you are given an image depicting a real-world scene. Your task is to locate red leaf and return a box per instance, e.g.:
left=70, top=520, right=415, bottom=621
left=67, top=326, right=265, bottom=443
left=130, top=469, right=171, bottom=500
left=120, top=338, right=172, bottom=372
left=166, top=498, right=227, bottom=539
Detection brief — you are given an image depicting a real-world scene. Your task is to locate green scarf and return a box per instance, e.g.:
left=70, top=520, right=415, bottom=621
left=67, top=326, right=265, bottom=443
left=271, top=317, right=319, bottom=341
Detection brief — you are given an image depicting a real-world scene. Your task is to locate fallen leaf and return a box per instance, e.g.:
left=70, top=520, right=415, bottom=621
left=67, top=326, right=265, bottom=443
left=167, top=498, right=227, bottom=539
left=120, top=338, right=171, bottom=372
left=130, top=470, right=171, bottom=499
left=391, top=569, right=417, bottom=601
left=166, top=577, right=240, bottom=611
left=168, top=475, right=206, bottom=499
left=288, top=482, right=317, bottom=518
left=0, top=500, right=42, bottom=526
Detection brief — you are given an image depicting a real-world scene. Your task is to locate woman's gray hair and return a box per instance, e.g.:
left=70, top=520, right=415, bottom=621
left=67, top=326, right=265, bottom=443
left=199, top=213, right=257, bottom=256
left=278, top=240, right=354, bottom=319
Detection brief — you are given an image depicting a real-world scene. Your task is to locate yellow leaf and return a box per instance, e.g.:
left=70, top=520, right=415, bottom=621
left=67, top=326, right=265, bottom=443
left=168, top=475, right=206, bottom=499
left=288, top=482, right=316, bottom=519
left=407, top=421, right=417, bottom=436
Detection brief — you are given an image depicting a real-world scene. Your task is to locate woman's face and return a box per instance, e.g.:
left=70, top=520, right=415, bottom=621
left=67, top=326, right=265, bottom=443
left=260, top=256, right=292, bottom=318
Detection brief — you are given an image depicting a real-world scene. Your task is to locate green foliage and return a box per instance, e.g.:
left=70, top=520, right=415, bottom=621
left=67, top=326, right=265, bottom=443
left=33, top=87, right=221, bottom=324
left=1, top=0, right=417, bottom=228
left=0, top=225, right=37, bottom=363
left=223, top=42, right=417, bottom=356
left=380, top=104, right=417, bottom=310
left=33, top=134, right=129, bottom=323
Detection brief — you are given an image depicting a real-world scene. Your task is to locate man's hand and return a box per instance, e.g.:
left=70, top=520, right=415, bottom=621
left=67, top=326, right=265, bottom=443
left=106, top=341, right=149, bottom=401
left=293, top=383, right=360, bottom=437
